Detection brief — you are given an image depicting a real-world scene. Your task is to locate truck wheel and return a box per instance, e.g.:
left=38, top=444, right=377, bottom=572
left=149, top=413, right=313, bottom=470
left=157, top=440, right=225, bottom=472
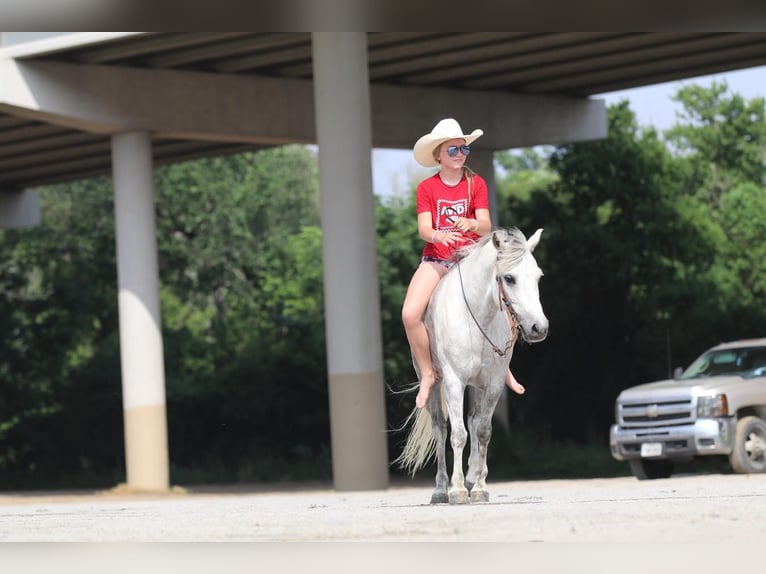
left=729, top=416, right=766, bottom=474
left=629, top=459, right=673, bottom=480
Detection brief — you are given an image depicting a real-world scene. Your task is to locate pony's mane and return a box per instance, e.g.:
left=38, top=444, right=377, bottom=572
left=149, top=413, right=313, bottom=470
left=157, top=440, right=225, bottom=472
left=453, top=227, right=529, bottom=269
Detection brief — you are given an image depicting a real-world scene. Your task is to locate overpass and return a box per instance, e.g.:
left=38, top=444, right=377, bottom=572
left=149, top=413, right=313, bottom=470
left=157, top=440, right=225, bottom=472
left=1, top=32, right=764, bottom=492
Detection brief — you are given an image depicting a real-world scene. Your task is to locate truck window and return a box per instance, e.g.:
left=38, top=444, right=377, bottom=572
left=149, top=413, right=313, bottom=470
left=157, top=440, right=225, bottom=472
left=682, top=347, right=766, bottom=379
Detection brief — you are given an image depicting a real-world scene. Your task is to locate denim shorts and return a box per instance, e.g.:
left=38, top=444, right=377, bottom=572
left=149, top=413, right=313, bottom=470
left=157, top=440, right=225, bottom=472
left=422, top=256, right=455, bottom=270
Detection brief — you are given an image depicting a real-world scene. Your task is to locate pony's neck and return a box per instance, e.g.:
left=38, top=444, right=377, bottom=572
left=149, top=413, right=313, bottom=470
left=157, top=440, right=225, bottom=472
left=458, top=239, right=501, bottom=319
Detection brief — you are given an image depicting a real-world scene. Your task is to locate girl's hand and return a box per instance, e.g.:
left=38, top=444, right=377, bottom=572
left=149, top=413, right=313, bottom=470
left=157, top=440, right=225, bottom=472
left=454, top=217, right=478, bottom=233
left=433, top=230, right=463, bottom=245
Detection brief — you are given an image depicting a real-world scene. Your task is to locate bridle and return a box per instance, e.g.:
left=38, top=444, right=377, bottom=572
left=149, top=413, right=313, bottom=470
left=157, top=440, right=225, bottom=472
left=456, top=260, right=519, bottom=358
left=447, top=176, right=518, bottom=357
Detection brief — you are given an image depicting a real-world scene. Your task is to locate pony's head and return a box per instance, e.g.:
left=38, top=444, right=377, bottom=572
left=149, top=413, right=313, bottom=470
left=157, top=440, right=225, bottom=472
left=492, top=228, right=549, bottom=343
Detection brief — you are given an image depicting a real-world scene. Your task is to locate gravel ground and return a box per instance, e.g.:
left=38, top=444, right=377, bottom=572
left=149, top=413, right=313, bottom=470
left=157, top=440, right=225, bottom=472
left=1, top=473, right=764, bottom=543
left=2, top=473, right=763, bottom=574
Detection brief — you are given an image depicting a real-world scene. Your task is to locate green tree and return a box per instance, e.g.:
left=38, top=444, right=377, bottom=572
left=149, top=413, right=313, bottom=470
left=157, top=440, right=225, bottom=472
left=666, top=81, right=765, bottom=204
left=664, top=83, right=766, bottom=344
left=374, top=190, right=424, bottom=444
left=494, top=147, right=558, bottom=225
left=153, top=147, right=331, bottom=480
left=501, top=102, right=707, bottom=440
left=0, top=177, right=123, bottom=487
left=499, top=86, right=766, bottom=443
left=0, top=145, right=331, bottom=487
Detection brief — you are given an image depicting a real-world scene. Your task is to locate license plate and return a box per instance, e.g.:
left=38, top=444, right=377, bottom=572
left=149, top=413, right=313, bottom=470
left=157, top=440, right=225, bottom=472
left=640, top=442, right=663, bottom=457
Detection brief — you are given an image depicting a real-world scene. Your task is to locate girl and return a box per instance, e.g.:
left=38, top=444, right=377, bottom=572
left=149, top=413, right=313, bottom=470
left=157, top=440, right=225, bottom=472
left=401, top=118, right=525, bottom=409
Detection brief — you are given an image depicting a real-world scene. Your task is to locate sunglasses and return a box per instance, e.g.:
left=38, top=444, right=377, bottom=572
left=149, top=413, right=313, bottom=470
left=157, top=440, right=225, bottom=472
left=446, top=145, right=471, bottom=157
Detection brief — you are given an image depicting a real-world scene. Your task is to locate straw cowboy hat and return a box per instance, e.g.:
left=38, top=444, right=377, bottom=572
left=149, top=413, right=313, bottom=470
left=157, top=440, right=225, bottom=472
left=413, top=118, right=484, bottom=168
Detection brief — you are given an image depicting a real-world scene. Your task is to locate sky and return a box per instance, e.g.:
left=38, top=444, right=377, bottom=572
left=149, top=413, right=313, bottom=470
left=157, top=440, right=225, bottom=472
left=371, top=64, right=766, bottom=197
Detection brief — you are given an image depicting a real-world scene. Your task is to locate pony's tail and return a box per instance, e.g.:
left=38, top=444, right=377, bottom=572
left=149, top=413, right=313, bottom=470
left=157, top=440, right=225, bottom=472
left=393, top=405, right=436, bottom=477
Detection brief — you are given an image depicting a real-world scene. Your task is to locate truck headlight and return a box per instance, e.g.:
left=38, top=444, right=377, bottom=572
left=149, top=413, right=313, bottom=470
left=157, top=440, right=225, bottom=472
left=697, top=394, right=728, bottom=418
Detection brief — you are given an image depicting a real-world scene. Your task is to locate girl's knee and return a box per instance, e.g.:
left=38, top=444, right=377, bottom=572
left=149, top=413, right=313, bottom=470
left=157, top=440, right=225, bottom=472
left=401, top=292, right=428, bottom=327
left=401, top=305, right=421, bottom=329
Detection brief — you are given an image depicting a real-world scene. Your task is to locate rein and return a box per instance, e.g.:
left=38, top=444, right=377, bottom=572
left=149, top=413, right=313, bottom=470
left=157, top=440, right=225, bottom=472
left=455, top=260, right=519, bottom=357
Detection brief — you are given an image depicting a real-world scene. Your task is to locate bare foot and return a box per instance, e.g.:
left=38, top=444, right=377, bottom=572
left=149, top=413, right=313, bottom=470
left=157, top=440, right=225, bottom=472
left=415, top=372, right=437, bottom=409
left=509, top=379, right=525, bottom=395
left=506, top=371, right=525, bottom=395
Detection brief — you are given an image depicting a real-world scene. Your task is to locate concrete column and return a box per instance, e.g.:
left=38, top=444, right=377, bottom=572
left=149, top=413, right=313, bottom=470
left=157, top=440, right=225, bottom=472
left=311, top=32, right=389, bottom=491
left=468, top=148, right=498, bottom=227
left=0, top=189, right=40, bottom=229
left=111, top=131, right=170, bottom=492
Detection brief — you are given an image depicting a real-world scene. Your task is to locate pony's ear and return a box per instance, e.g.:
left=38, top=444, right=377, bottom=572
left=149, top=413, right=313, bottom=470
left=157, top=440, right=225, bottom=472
left=526, top=228, right=543, bottom=252
left=491, top=229, right=506, bottom=250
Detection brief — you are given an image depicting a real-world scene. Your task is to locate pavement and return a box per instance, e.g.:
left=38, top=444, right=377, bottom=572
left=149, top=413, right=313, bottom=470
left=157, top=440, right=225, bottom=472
left=1, top=473, right=764, bottom=572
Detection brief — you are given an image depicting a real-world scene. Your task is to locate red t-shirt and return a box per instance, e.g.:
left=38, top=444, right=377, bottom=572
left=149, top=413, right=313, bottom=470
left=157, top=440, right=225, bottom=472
left=417, top=172, right=489, bottom=261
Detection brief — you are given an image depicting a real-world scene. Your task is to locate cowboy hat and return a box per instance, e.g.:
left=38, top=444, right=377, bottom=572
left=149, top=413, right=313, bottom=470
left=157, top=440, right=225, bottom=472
left=413, top=118, right=484, bottom=167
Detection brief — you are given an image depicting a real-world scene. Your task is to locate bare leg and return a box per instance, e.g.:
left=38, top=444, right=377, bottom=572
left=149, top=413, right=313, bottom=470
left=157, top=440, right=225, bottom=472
left=402, top=261, right=448, bottom=409
left=413, top=331, right=437, bottom=408
left=503, top=308, right=525, bottom=395
left=505, top=369, right=525, bottom=394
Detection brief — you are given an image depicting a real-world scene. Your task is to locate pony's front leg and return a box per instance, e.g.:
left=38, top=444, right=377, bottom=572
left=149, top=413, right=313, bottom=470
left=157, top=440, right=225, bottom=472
left=467, top=385, right=503, bottom=503
left=465, top=386, right=483, bottom=494
left=428, top=384, right=449, bottom=504
left=444, top=376, right=469, bottom=505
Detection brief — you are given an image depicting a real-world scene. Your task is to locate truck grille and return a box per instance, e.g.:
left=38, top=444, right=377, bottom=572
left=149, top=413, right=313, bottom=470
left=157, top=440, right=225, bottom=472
left=618, top=399, right=694, bottom=428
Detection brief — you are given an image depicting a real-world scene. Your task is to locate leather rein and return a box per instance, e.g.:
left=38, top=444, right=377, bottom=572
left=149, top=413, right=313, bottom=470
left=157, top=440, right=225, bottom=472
left=455, top=260, right=519, bottom=357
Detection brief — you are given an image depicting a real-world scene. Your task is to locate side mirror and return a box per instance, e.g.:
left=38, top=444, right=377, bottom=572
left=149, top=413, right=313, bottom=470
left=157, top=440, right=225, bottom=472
left=673, top=367, right=684, bottom=380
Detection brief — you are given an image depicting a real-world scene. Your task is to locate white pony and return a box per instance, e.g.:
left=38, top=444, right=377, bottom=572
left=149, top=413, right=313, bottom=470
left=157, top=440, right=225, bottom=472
left=396, top=228, right=548, bottom=504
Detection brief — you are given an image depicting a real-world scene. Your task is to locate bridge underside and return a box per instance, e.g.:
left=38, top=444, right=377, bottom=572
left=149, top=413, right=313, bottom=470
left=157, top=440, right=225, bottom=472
left=1, top=32, right=763, bottom=491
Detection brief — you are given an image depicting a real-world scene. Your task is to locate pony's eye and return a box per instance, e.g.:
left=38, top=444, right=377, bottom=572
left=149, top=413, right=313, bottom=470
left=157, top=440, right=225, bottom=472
left=503, top=274, right=516, bottom=285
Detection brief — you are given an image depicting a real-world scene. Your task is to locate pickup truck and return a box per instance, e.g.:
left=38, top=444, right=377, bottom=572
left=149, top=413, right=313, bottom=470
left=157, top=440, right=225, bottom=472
left=610, top=338, right=766, bottom=479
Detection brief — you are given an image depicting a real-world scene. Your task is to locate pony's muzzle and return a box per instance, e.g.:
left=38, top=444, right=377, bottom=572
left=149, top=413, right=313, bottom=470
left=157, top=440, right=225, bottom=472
left=523, top=321, right=548, bottom=343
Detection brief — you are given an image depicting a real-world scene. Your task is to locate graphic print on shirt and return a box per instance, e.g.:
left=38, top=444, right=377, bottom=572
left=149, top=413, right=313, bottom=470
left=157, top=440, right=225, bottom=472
left=436, top=199, right=468, bottom=232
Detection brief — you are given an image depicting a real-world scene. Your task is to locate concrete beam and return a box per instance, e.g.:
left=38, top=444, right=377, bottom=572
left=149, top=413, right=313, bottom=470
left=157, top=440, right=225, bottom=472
left=0, top=59, right=606, bottom=149
left=0, top=58, right=317, bottom=143
left=371, top=83, right=607, bottom=150
left=0, top=189, right=40, bottom=228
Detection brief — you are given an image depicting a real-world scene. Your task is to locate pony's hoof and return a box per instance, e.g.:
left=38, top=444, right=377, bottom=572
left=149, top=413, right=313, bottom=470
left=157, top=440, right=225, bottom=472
left=430, top=491, right=449, bottom=504
left=470, top=489, right=490, bottom=503
left=448, top=489, right=470, bottom=505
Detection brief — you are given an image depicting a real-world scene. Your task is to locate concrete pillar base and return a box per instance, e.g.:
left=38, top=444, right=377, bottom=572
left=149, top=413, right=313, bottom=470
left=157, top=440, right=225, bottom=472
left=123, top=404, right=170, bottom=492
left=328, top=373, right=390, bottom=491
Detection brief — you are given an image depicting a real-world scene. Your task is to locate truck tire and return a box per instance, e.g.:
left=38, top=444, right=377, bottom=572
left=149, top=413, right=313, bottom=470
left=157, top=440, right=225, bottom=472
left=629, top=459, right=673, bottom=480
left=729, top=416, right=766, bottom=474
